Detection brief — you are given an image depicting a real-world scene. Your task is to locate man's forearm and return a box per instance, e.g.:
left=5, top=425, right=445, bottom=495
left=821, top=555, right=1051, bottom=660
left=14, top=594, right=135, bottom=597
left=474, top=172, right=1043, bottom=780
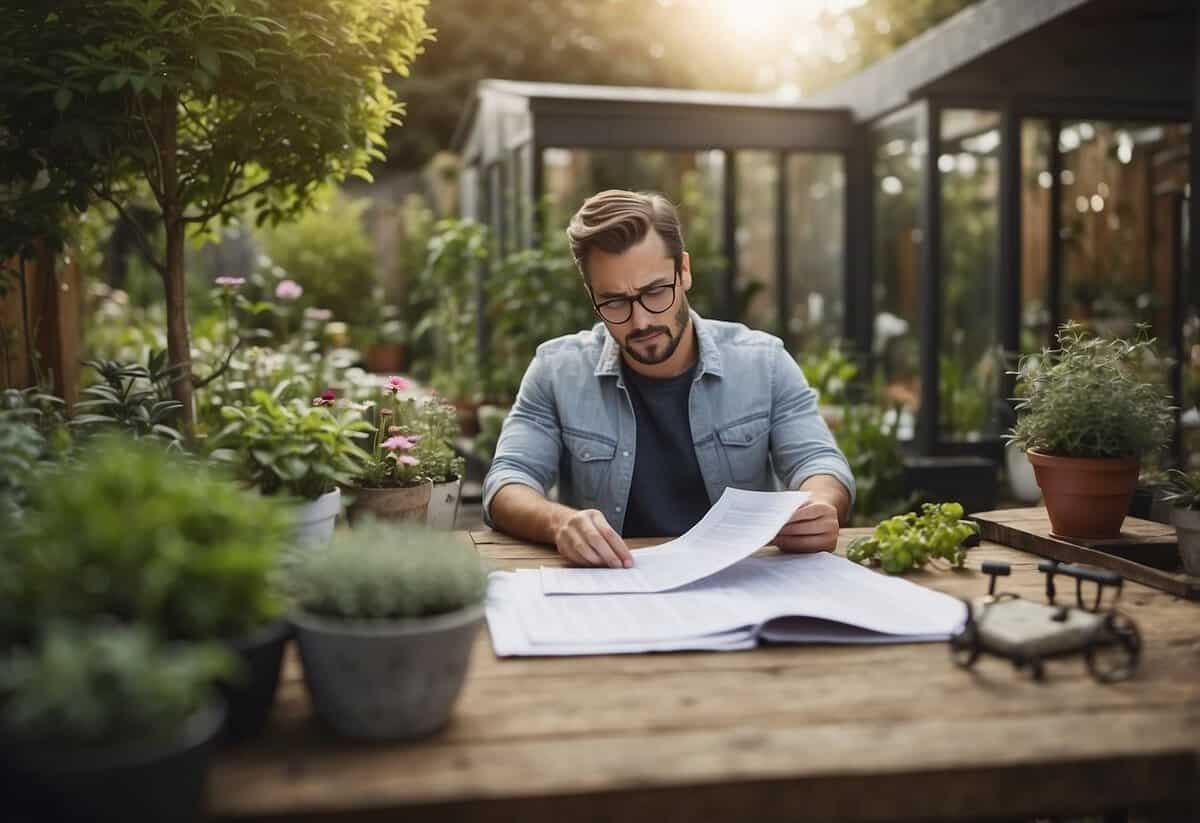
left=489, top=483, right=578, bottom=546
left=799, top=474, right=852, bottom=525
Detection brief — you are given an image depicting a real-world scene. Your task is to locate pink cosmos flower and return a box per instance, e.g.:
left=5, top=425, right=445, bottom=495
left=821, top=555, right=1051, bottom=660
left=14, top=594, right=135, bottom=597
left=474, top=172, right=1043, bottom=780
left=304, top=307, right=332, bottom=322
left=275, top=279, right=304, bottom=300
left=383, top=375, right=411, bottom=394
left=395, top=455, right=419, bottom=466
left=215, top=276, right=245, bottom=288
left=382, top=435, right=415, bottom=451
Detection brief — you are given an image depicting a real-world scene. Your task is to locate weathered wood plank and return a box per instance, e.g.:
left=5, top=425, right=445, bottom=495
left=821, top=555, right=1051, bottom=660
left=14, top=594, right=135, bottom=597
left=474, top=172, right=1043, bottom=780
left=974, top=510, right=1200, bottom=599
left=209, top=708, right=1200, bottom=821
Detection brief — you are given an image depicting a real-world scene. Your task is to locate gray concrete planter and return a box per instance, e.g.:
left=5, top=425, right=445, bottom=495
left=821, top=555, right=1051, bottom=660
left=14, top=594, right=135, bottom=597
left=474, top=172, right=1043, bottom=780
left=1173, top=507, right=1200, bottom=577
left=291, top=603, right=484, bottom=741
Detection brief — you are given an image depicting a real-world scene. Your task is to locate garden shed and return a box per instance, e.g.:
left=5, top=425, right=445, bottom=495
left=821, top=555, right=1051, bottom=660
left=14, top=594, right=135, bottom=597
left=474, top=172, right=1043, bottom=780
left=454, top=0, right=1199, bottom=467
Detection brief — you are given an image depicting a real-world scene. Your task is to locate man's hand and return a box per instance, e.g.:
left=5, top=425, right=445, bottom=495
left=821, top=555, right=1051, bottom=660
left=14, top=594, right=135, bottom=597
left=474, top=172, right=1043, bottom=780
left=554, top=509, right=634, bottom=568
left=773, top=499, right=840, bottom=553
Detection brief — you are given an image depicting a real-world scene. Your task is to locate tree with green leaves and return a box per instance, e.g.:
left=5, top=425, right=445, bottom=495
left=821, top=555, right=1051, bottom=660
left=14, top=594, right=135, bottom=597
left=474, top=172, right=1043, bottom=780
left=0, top=0, right=432, bottom=428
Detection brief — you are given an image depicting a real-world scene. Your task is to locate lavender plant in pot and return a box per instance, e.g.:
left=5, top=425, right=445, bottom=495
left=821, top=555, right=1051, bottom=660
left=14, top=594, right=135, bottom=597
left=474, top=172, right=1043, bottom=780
left=286, top=520, right=487, bottom=740
left=1163, top=469, right=1200, bottom=576
left=210, top=388, right=372, bottom=546
left=1008, top=322, right=1174, bottom=539
left=347, top=376, right=434, bottom=524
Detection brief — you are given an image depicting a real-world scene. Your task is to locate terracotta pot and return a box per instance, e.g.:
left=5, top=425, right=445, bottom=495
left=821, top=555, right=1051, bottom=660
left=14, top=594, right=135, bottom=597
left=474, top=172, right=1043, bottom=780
left=348, top=482, right=432, bottom=525
left=1027, top=450, right=1139, bottom=539
left=453, top=401, right=480, bottom=437
left=364, top=343, right=406, bottom=374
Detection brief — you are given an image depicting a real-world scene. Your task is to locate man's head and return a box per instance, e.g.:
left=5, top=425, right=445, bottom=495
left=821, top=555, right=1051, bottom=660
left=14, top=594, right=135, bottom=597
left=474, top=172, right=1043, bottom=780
left=566, top=190, right=693, bottom=366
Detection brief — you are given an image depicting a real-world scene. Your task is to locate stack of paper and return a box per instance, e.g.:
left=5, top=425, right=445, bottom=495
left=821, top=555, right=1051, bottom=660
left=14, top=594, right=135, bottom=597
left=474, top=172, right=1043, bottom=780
left=486, top=489, right=967, bottom=657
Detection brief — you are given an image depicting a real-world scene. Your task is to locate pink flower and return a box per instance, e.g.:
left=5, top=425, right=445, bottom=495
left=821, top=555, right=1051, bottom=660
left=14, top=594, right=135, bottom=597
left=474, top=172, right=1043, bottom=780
left=395, top=455, right=419, bottom=466
left=312, top=389, right=336, bottom=407
left=382, top=435, right=415, bottom=451
left=383, top=375, right=411, bottom=394
left=387, top=425, right=404, bottom=435
left=304, top=307, right=332, bottom=322
left=215, top=276, right=245, bottom=288
left=275, top=279, right=304, bottom=301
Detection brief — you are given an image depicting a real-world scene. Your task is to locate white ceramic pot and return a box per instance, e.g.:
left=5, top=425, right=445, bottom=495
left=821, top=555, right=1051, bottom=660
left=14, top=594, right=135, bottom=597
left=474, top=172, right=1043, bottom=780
left=1005, top=442, right=1041, bottom=504
left=426, top=477, right=462, bottom=530
left=293, top=488, right=341, bottom=548
left=1173, top=507, right=1200, bottom=577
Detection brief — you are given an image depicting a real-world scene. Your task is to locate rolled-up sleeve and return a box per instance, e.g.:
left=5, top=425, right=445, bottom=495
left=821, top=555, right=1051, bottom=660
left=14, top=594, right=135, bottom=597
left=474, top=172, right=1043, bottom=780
left=768, top=344, right=856, bottom=505
left=482, top=351, right=563, bottom=526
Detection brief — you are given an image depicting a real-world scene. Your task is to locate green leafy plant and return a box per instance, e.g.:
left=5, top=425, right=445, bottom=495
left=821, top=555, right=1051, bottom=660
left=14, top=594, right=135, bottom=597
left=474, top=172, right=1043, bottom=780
left=473, top=406, right=508, bottom=465
left=1163, top=469, right=1200, bottom=510
left=1, top=438, right=291, bottom=645
left=800, top=344, right=860, bottom=405
left=847, top=502, right=979, bottom=575
left=0, top=622, right=231, bottom=746
left=257, top=188, right=378, bottom=326
left=72, top=352, right=184, bottom=444
left=415, top=397, right=467, bottom=484
left=210, top=389, right=372, bottom=500
left=836, top=401, right=913, bottom=527
left=0, top=387, right=66, bottom=519
left=287, top=520, right=488, bottom=621
left=0, top=1, right=432, bottom=429
left=1009, top=322, right=1174, bottom=459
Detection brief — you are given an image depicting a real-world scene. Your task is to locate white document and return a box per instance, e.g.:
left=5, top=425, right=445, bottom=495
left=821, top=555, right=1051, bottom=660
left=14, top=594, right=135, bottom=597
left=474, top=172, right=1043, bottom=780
left=488, top=551, right=967, bottom=657
left=538, top=488, right=810, bottom=595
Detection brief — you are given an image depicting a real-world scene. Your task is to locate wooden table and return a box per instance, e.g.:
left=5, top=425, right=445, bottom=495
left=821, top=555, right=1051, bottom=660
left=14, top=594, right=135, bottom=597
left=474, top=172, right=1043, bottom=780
left=210, top=529, right=1200, bottom=822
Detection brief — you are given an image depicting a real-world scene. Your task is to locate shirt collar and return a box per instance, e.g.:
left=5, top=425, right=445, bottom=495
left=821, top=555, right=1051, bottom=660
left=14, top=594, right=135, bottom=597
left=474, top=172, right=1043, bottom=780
left=594, top=309, right=724, bottom=380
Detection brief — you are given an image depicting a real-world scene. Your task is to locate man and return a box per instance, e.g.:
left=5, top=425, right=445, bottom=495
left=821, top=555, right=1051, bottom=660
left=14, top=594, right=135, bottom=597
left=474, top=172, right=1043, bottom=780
left=484, top=189, right=855, bottom=568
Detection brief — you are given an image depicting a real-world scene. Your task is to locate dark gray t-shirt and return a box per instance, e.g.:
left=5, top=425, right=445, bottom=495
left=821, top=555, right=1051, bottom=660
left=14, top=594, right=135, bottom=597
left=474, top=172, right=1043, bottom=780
left=620, top=361, right=711, bottom=537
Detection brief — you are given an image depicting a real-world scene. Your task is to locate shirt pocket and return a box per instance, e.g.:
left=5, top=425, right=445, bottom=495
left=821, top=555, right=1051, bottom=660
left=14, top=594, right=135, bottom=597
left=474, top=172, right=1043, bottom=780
left=716, top=413, right=771, bottom=484
left=562, top=430, right=617, bottom=503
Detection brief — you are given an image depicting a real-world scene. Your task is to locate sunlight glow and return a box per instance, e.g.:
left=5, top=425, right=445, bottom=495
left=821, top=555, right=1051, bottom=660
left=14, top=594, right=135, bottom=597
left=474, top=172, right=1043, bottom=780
left=714, top=0, right=868, bottom=43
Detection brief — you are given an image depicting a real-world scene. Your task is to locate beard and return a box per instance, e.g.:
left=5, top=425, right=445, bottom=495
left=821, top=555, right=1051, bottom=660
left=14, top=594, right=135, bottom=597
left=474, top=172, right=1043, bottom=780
left=621, top=300, right=691, bottom=365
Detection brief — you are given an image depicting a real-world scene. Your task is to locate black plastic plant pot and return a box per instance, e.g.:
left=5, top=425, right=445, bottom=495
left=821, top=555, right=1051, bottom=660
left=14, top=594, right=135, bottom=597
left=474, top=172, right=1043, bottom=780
left=1, top=699, right=225, bottom=823
left=219, top=619, right=292, bottom=745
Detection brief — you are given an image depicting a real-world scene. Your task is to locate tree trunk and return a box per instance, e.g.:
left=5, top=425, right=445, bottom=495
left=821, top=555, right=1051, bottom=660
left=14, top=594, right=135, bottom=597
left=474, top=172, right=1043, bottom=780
left=158, top=90, right=195, bottom=432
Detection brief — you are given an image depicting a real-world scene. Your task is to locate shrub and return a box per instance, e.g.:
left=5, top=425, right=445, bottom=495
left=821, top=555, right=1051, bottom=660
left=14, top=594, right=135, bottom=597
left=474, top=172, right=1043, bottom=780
left=0, top=622, right=230, bottom=746
left=287, top=520, right=487, bottom=621
left=1, top=438, right=291, bottom=645
left=1009, top=322, right=1174, bottom=459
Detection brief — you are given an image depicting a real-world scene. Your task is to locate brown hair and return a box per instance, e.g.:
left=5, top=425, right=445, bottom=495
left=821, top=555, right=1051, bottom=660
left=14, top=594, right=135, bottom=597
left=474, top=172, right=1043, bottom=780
left=566, top=190, right=684, bottom=284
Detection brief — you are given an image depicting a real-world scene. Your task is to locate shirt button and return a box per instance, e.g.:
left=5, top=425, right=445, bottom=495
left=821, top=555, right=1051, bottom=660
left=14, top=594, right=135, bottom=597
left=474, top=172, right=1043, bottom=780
left=622, top=450, right=630, bottom=457
left=616, top=505, right=623, bottom=512
left=583, top=450, right=590, bottom=458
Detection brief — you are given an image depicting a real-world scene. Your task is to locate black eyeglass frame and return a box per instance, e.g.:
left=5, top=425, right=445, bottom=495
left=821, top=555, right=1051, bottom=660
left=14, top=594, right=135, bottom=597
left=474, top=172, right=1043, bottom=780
left=588, top=268, right=681, bottom=325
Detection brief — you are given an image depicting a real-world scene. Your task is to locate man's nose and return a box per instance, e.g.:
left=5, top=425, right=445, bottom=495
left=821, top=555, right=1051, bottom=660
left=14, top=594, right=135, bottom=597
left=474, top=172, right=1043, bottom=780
left=628, top=299, right=652, bottom=328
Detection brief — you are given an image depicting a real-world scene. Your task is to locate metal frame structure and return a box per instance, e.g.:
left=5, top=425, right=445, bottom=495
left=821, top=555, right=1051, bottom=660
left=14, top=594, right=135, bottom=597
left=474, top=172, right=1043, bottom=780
left=453, top=0, right=1198, bottom=459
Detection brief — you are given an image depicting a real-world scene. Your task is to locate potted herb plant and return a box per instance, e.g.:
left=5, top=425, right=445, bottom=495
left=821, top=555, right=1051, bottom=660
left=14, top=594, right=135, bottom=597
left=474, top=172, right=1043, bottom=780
left=211, top=388, right=372, bottom=546
left=2, top=439, right=296, bottom=744
left=0, top=623, right=230, bottom=823
left=1164, top=469, right=1200, bottom=576
left=285, top=520, right=487, bottom=740
left=418, top=398, right=468, bottom=530
left=348, top=376, right=434, bottom=523
left=1009, top=322, right=1174, bottom=539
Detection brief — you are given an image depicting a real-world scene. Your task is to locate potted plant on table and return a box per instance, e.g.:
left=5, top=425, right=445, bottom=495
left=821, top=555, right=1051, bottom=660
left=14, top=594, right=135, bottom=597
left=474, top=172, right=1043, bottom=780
left=1008, top=322, right=1174, bottom=539
left=347, top=376, right=434, bottom=524
left=285, top=520, right=488, bottom=740
left=417, top=397, right=468, bottom=530
left=210, top=387, right=373, bottom=546
left=1, top=439, right=296, bottom=744
left=0, top=623, right=230, bottom=823
left=1164, top=469, right=1200, bottom=576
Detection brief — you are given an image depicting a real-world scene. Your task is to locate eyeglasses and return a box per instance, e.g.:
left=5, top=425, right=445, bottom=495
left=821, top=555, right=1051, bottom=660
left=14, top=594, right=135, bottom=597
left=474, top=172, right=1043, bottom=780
left=590, top=270, right=679, bottom=325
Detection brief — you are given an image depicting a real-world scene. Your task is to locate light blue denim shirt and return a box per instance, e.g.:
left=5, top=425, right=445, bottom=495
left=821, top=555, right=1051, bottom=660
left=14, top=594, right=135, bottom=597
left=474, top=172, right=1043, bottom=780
left=483, top=310, right=855, bottom=532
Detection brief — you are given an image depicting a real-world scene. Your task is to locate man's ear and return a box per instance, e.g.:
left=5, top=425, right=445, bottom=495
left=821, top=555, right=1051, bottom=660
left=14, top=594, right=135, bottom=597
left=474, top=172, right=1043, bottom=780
left=680, top=251, right=693, bottom=292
